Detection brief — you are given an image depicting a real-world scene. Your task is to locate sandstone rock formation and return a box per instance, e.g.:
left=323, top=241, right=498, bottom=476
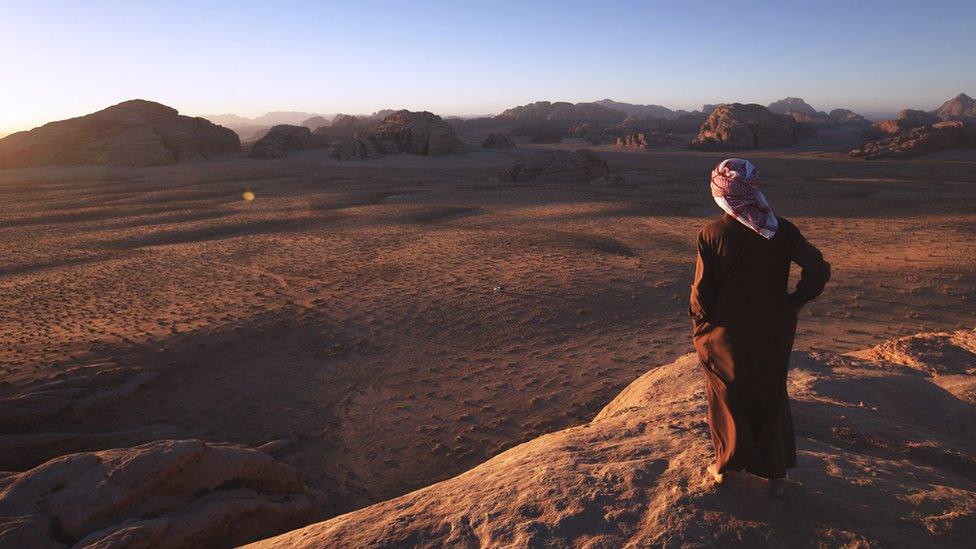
left=932, top=93, right=976, bottom=120
left=0, top=439, right=318, bottom=548
left=367, top=111, right=465, bottom=156
left=332, top=138, right=380, bottom=161
left=500, top=150, right=609, bottom=183
left=481, top=133, right=515, bottom=148
left=828, top=108, right=869, bottom=125
left=690, top=103, right=798, bottom=150
left=0, top=100, right=241, bottom=168
left=249, top=125, right=327, bottom=159
left=615, top=131, right=671, bottom=149
left=768, top=97, right=818, bottom=116
left=850, top=120, right=976, bottom=159
left=872, top=109, right=941, bottom=135
left=249, top=329, right=976, bottom=548
left=497, top=101, right=627, bottom=137
left=313, top=115, right=370, bottom=141
left=593, top=99, right=678, bottom=120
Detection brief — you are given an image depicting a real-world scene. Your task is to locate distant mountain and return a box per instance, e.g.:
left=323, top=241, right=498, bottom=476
left=932, top=93, right=976, bottom=119
left=200, top=113, right=255, bottom=128
left=767, top=97, right=818, bottom=116
left=593, top=99, right=678, bottom=120
left=251, top=111, right=319, bottom=126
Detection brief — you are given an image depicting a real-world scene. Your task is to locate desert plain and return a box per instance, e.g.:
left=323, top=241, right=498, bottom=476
left=0, top=126, right=974, bottom=545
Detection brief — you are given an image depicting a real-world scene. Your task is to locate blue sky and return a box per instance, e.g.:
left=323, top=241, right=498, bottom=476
left=2, top=0, right=974, bottom=132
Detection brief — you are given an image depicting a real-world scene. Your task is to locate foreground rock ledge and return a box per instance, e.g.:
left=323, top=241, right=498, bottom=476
left=250, top=328, right=975, bottom=547
left=0, top=439, right=318, bottom=548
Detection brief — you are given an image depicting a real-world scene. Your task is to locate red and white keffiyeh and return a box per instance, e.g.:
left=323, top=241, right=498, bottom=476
left=710, top=158, right=778, bottom=239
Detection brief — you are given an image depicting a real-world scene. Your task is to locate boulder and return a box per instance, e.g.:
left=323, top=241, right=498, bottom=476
left=690, top=103, right=798, bottom=150
left=366, top=111, right=465, bottom=156
left=0, top=100, right=241, bottom=168
left=481, top=133, right=515, bottom=148
left=500, top=149, right=609, bottom=183
left=0, top=439, right=318, bottom=548
left=850, top=120, right=976, bottom=159
left=615, top=132, right=671, bottom=149
left=249, top=125, right=327, bottom=159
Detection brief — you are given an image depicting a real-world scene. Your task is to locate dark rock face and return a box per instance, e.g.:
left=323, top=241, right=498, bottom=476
left=0, top=439, right=318, bottom=548
left=313, top=115, right=371, bottom=141
left=850, top=120, right=976, bottom=159
left=500, top=149, right=609, bottom=183
left=615, top=132, right=671, bottom=149
left=481, top=133, right=515, bottom=148
left=0, top=100, right=241, bottom=168
left=690, top=103, right=798, bottom=150
left=366, top=111, right=465, bottom=156
left=932, top=93, right=976, bottom=120
left=332, top=138, right=380, bottom=161
left=330, top=110, right=464, bottom=161
left=249, top=125, right=327, bottom=159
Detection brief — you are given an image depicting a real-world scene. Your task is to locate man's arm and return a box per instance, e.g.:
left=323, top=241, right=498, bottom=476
left=789, top=228, right=831, bottom=310
left=689, top=232, right=716, bottom=324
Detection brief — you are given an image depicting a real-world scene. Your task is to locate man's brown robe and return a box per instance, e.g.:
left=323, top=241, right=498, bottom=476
left=690, top=214, right=830, bottom=479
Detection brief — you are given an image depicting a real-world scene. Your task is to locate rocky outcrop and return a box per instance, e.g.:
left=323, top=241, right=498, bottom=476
left=850, top=120, right=976, bottom=159
left=828, top=108, right=869, bottom=126
left=313, top=115, right=370, bottom=141
left=366, top=111, right=465, bottom=156
left=768, top=97, right=818, bottom=116
left=500, top=149, right=609, bottom=183
left=0, top=439, right=318, bottom=548
left=932, top=93, right=976, bottom=120
left=498, top=101, right=627, bottom=137
left=872, top=109, right=941, bottom=135
left=768, top=98, right=834, bottom=126
left=481, top=133, right=515, bottom=148
left=615, top=132, right=671, bottom=149
left=249, top=125, right=327, bottom=159
left=331, top=138, right=380, bottom=161
left=690, top=103, right=798, bottom=150
left=249, top=329, right=976, bottom=548
left=0, top=100, right=241, bottom=168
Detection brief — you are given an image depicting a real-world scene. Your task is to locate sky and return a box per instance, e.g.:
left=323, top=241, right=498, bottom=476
left=2, top=0, right=974, bottom=134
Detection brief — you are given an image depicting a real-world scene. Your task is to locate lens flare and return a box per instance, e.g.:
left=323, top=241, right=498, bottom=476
left=243, top=191, right=255, bottom=202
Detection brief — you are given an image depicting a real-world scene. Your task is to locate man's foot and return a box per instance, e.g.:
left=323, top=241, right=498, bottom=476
left=707, top=464, right=724, bottom=485
left=769, top=477, right=787, bottom=497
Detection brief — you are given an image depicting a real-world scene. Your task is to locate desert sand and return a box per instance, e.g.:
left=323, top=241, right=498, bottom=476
left=1, top=129, right=974, bottom=545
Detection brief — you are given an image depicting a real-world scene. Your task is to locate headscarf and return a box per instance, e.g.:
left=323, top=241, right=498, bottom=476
left=710, top=158, right=778, bottom=239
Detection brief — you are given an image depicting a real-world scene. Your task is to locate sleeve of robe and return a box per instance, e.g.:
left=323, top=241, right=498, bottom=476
left=689, top=231, right=715, bottom=324
left=788, top=227, right=831, bottom=310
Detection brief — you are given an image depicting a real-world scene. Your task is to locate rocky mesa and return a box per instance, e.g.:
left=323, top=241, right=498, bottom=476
left=0, top=100, right=241, bottom=168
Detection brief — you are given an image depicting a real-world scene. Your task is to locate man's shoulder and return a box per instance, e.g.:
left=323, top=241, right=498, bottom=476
left=698, top=215, right=734, bottom=242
